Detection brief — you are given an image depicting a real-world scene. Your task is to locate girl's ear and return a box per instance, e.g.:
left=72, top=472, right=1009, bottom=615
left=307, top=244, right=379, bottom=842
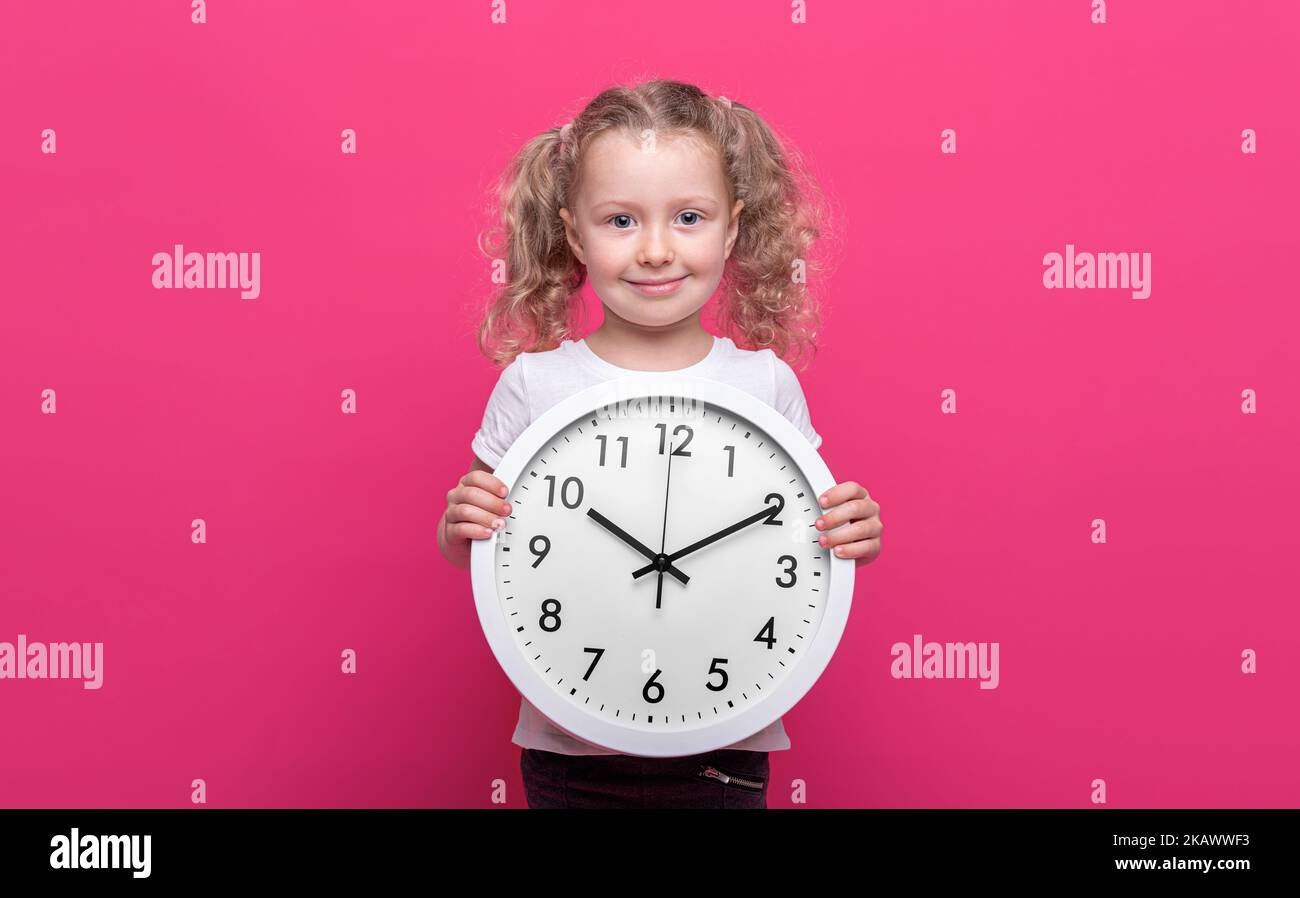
left=559, top=207, right=586, bottom=264
left=723, top=199, right=745, bottom=259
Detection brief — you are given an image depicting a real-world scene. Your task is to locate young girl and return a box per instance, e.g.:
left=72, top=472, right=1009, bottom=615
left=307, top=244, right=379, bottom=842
left=437, top=79, right=882, bottom=809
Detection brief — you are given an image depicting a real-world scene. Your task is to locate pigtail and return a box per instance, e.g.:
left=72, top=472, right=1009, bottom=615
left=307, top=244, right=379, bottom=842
left=709, top=99, right=833, bottom=372
left=476, top=127, right=587, bottom=369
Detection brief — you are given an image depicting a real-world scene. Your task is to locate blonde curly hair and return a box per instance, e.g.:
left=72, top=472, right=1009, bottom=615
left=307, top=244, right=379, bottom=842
left=475, top=79, right=838, bottom=371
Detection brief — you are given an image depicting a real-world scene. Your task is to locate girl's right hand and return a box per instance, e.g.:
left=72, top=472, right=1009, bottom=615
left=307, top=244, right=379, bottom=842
left=438, top=465, right=511, bottom=569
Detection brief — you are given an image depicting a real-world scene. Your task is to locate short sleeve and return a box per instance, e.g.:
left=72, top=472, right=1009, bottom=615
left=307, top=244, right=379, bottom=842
left=770, top=353, right=823, bottom=450
left=470, top=357, right=530, bottom=469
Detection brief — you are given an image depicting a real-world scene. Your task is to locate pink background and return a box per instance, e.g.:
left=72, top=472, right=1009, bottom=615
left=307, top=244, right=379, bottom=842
left=2, top=1, right=1297, bottom=808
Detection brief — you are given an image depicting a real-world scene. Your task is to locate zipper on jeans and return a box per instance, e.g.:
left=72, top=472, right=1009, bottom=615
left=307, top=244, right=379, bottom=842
left=698, top=765, right=765, bottom=792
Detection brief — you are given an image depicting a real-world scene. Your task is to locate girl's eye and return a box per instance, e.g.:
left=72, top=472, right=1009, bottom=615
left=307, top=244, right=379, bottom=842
left=605, top=211, right=705, bottom=229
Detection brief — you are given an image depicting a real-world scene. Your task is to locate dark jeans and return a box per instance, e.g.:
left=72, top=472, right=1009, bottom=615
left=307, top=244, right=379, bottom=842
left=520, top=747, right=771, bottom=809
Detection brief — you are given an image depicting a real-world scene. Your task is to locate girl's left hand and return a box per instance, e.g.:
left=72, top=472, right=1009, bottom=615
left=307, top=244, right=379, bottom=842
left=815, top=481, right=882, bottom=565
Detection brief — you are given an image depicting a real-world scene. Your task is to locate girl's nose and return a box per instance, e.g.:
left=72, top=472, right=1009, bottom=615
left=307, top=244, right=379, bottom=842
left=637, top=230, right=674, bottom=265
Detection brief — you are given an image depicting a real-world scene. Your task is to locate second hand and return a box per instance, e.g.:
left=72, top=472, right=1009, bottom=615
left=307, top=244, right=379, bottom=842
left=656, top=439, right=673, bottom=610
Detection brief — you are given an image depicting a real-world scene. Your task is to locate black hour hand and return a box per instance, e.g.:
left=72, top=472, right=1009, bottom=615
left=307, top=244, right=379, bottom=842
left=587, top=508, right=690, bottom=585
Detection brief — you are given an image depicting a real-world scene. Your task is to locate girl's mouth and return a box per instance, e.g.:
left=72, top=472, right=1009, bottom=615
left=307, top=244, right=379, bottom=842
left=624, top=275, right=689, bottom=297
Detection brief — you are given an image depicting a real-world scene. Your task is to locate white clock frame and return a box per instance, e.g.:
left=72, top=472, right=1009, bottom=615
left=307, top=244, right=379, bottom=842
left=470, top=373, right=854, bottom=757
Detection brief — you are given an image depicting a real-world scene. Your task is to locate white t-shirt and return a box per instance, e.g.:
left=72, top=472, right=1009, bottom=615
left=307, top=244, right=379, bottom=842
left=470, top=334, right=823, bottom=755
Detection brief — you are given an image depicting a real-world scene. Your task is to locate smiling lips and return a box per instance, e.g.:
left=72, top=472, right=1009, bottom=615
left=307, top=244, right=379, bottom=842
left=625, top=275, right=688, bottom=297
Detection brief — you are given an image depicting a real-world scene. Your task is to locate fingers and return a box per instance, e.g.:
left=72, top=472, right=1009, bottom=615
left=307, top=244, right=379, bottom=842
left=834, top=536, right=882, bottom=563
left=455, top=468, right=509, bottom=516
left=447, top=484, right=512, bottom=518
left=818, top=480, right=868, bottom=511
left=458, top=469, right=509, bottom=500
left=817, top=516, right=882, bottom=550
left=815, top=496, right=880, bottom=531
left=817, top=509, right=883, bottom=562
left=446, top=501, right=508, bottom=540
left=445, top=469, right=512, bottom=542
left=446, top=518, right=502, bottom=541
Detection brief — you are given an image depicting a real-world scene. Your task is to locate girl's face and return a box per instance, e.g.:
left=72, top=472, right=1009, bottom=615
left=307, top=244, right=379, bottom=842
left=559, top=129, right=744, bottom=330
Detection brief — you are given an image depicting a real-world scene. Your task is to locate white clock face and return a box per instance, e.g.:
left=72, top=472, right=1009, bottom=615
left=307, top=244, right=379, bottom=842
left=492, top=392, right=831, bottom=740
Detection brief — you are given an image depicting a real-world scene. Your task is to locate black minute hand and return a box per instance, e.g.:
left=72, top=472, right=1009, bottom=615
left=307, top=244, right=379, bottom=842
left=631, top=505, right=774, bottom=580
left=587, top=508, right=690, bottom=585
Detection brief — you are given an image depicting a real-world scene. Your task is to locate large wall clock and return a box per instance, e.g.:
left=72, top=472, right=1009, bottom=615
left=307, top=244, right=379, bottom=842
left=471, top=374, right=854, bottom=757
